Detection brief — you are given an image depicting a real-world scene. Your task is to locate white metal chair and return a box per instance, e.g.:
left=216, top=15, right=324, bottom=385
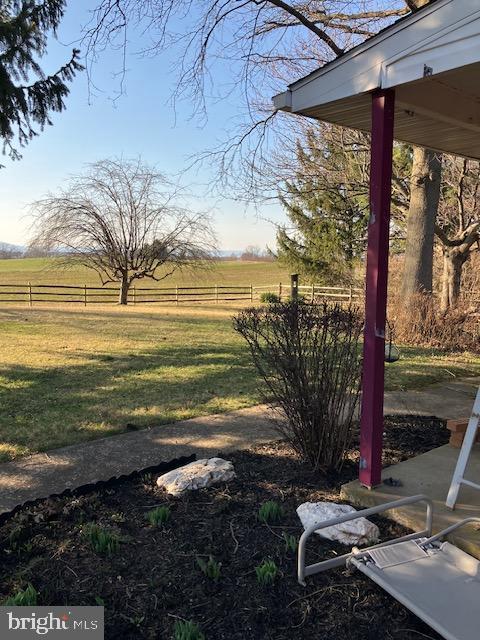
left=298, top=495, right=480, bottom=640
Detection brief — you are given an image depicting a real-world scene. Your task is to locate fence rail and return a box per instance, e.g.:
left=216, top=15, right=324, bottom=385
left=0, top=282, right=362, bottom=306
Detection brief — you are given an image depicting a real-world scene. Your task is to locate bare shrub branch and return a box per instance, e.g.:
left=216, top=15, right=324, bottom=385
left=234, top=300, right=363, bottom=472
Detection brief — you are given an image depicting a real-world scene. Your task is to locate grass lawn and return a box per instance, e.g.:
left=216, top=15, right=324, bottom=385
left=0, top=257, right=291, bottom=287
left=0, top=303, right=479, bottom=463
left=384, top=345, right=480, bottom=391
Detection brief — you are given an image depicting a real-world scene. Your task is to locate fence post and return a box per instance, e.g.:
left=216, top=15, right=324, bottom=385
left=279, top=282, right=282, bottom=301
left=133, top=286, right=136, bottom=306
left=311, top=283, right=315, bottom=303
left=250, top=283, right=253, bottom=302
left=349, top=285, right=353, bottom=304
left=215, top=284, right=218, bottom=304
left=84, top=284, right=87, bottom=307
left=176, top=286, right=179, bottom=306
left=28, top=282, right=32, bottom=307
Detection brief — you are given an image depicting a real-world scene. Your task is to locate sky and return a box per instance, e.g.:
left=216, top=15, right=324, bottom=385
left=1, top=1, right=286, bottom=252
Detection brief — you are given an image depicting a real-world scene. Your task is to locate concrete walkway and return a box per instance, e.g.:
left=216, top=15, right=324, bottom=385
left=384, top=377, right=479, bottom=420
left=0, top=377, right=478, bottom=517
left=0, top=405, right=277, bottom=516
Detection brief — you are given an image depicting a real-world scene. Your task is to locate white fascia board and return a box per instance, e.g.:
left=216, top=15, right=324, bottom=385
left=283, top=0, right=480, bottom=115
left=383, top=13, right=480, bottom=87
left=272, top=91, right=292, bottom=112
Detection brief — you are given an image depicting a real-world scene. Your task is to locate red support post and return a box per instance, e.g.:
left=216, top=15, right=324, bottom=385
left=359, top=89, right=395, bottom=488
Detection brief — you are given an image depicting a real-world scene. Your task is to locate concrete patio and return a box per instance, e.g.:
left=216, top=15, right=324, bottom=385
left=342, top=443, right=480, bottom=559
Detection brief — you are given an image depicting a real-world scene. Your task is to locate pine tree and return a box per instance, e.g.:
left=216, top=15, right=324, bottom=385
left=276, top=127, right=369, bottom=284
left=0, top=0, right=83, bottom=161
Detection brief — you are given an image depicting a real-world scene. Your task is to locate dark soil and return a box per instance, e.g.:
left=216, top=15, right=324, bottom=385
left=0, top=415, right=448, bottom=640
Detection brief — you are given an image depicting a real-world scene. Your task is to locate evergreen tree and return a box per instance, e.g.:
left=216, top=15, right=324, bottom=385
left=276, top=127, right=370, bottom=284
left=0, top=0, right=83, bottom=161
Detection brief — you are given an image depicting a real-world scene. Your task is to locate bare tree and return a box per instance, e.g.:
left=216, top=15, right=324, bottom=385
left=29, top=159, right=216, bottom=304
left=436, top=158, right=480, bottom=310
left=241, top=245, right=266, bottom=261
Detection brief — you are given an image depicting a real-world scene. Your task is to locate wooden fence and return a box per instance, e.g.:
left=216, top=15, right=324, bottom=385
left=0, top=282, right=361, bottom=306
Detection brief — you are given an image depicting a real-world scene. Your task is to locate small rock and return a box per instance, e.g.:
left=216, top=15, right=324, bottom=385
left=383, top=477, right=403, bottom=487
left=297, top=501, right=379, bottom=546
left=156, top=458, right=235, bottom=496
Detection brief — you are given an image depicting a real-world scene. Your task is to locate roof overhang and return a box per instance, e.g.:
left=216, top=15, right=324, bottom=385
left=273, top=0, right=480, bottom=160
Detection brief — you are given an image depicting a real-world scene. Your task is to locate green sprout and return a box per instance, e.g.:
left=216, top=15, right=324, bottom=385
left=146, top=506, right=171, bottom=527
left=196, top=555, right=221, bottom=581
left=3, top=584, right=38, bottom=606
left=282, top=532, right=298, bottom=553
left=255, top=559, right=278, bottom=586
left=82, top=523, right=120, bottom=555
left=173, top=620, right=205, bottom=640
left=258, top=500, right=284, bottom=524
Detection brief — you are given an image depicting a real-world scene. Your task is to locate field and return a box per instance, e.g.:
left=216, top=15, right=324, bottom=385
left=1, top=300, right=480, bottom=463
left=0, top=257, right=291, bottom=287
left=0, top=258, right=479, bottom=463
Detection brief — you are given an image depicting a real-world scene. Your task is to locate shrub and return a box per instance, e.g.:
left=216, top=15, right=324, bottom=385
left=286, top=293, right=305, bottom=304
left=3, top=584, right=38, bottom=606
left=255, top=559, right=278, bottom=586
left=173, top=620, right=205, bottom=640
left=234, top=301, right=363, bottom=471
left=196, top=555, right=221, bottom=581
left=258, top=500, right=283, bottom=524
left=390, top=292, right=479, bottom=353
left=82, top=523, right=120, bottom=555
left=260, top=291, right=280, bottom=304
left=146, top=506, right=171, bottom=526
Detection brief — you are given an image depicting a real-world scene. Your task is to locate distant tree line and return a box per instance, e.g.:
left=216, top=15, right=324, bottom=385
left=0, top=243, right=23, bottom=259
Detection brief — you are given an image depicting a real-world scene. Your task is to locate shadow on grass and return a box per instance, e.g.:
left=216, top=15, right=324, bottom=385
left=0, top=342, right=260, bottom=461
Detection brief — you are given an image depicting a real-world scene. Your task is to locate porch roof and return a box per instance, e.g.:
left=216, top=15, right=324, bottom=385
left=273, top=0, right=480, bottom=160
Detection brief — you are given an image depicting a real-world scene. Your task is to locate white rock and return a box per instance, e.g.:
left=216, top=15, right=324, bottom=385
left=296, top=501, right=379, bottom=546
left=156, top=458, right=235, bottom=495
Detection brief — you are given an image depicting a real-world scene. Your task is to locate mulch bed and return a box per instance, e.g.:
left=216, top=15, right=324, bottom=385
left=0, top=415, right=448, bottom=639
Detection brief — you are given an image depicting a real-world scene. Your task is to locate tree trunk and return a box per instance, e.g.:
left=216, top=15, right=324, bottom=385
left=401, top=147, right=442, bottom=298
left=440, top=249, right=467, bottom=311
left=119, top=274, right=130, bottom=305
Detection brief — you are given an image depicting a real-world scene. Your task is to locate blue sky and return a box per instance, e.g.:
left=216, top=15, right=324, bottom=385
left=1, top=1, right=285, bottom=251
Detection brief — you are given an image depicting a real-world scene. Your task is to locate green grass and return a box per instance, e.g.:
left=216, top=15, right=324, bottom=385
left=384, top=345, right=480, bottom=391
left=0, top=260, right=478, bottom=461
left=0, top=304, right=479, bottom=462
left=0, top=305, right=261, bottom=461
left=0, top=257, right=290, bottom=287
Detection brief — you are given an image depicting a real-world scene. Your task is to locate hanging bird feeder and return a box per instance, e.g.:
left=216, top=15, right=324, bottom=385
left=384, top=320, right=400, bottom=363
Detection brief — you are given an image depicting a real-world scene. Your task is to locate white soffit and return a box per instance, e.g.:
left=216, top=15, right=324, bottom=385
left=273, top=0, right=480, bottom=160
